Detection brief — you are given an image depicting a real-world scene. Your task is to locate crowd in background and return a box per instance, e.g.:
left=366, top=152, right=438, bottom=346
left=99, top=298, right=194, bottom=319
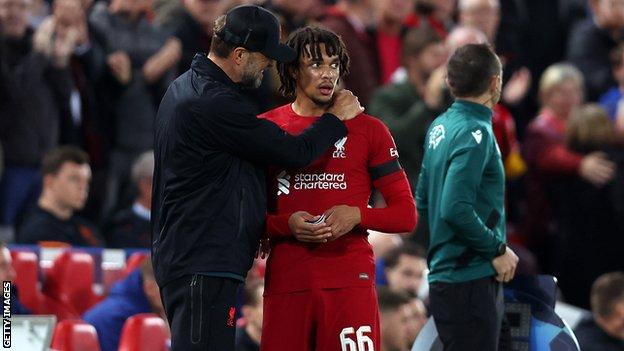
left=2, top=0, right=624, bottom=350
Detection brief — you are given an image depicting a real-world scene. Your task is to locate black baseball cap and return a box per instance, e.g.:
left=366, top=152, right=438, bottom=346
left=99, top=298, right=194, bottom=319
left=216, top=5, right=296, bottom=63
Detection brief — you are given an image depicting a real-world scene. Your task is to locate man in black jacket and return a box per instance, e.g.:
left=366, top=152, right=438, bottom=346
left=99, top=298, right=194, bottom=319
left=152, top=5, right=363, bottom=351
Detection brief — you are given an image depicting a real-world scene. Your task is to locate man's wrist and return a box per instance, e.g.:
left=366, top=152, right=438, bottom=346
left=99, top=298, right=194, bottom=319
left=494, top=242, right=507, bottom=257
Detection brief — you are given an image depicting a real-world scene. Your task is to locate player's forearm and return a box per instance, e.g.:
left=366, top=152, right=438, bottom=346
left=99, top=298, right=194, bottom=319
left=360, top=175, right=417, bottom=233
left=265, top=213, right=293, bottom=238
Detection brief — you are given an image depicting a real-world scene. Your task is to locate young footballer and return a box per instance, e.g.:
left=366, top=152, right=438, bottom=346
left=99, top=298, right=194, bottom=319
left=259, top=26, right=417, bottom=351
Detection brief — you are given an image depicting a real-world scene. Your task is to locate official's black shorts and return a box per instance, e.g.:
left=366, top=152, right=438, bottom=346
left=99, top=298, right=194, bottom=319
left=429, top=276, right=504, bottom=351
left=161, top=274, right=241, bottom=351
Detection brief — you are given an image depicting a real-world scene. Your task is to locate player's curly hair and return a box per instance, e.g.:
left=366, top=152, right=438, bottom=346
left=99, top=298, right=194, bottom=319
left=277, top=26, right=350, bottom=97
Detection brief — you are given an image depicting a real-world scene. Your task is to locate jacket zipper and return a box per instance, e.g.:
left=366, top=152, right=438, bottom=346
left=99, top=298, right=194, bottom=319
left=237, top=188, right=245, bottom=239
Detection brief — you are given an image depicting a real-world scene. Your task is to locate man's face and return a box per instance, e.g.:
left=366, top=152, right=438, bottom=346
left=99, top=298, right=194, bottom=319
left=0, top=0, right=28, bottom=39
left=240, top=51, right=272, bottom=89
left=385, top=254, right=427, bottom=298
left=294, top=43, right=341, bottom=108
left=381, top=305, right=410, bottom=351
left=600, top=301, right=624, bottom=340
left=53, top=0, right=83, bottom=41
left=415, top=42, right=447, bottom=80
left=405, top=298, right=427, bottom=346
left=544, top=79, right=583, bottom=120
left=46, top=162, right=92, bottom=211
left=111, top=0, right=152, bottom=19
left=595, top=0, right=624, bottom=29
left=0, top=248, right=16, bottom=283
left=460, top=0, right=500, bottom=41
left=184, top=0, right=222, bottom=28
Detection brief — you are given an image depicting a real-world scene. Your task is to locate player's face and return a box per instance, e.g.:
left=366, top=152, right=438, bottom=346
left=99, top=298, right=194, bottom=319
left=294, top=43, right=340, bottom=107
left=385, top=255, right=427, bottom=298
left=47, top=162, right=92, bottom=211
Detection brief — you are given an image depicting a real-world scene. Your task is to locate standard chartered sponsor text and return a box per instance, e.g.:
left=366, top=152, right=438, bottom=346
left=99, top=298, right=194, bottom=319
left=293, top=173, right=347, bottom=190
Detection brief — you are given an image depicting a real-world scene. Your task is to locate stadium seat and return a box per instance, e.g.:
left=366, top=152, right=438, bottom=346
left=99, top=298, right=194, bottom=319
left=118, top=313, right=169, bottom=351
left=10, top=250, right=40, bottom=312
left=51, top=319, right=101, bottom=351
left=43, top=251, right=97, bottom=315
left=123, top=252, right=149, bottom=276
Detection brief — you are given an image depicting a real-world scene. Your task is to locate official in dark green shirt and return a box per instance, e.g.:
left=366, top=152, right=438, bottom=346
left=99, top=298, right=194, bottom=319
left=416, top=43, right=519, bottom=351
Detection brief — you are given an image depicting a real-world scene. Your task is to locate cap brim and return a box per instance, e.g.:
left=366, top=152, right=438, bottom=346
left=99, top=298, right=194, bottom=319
left=262, top=43, right=297, bottom=63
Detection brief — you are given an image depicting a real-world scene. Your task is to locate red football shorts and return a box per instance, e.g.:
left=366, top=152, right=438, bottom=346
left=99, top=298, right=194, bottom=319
left=261, top=286, right=380, bottom=351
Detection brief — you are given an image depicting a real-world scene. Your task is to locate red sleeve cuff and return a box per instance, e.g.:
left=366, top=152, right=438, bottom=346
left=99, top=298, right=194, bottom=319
left=266, top=213, right=293, bottom=238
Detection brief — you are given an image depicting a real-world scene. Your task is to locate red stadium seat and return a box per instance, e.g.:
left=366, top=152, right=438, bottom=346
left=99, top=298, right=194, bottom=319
left=118, top=313, right=169, bottom=351
left=10, top=250, right=39, bottom=312
left=51, top=319, right=101, bottom=351
left=43, top=251, right=97, bottom=315
left=123, top=252, right=149, bottom=276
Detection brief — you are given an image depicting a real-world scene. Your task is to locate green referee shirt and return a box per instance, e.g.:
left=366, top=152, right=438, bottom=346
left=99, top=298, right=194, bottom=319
left=416, top=99, right=506, bottom=284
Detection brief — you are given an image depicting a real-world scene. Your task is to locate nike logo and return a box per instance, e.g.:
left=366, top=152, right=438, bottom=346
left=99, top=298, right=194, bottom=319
left=471, top=130, right=482, bottom=144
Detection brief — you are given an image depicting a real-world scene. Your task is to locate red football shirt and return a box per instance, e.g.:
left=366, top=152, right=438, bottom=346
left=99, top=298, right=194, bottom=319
left=259, top=104, right=416, bottom=295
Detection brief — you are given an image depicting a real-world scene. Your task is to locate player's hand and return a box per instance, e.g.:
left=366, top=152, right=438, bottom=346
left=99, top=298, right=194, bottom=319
left=288, top=211, right=333, bottom=243
left=327, top=89, right=364, bottom=121
left=492, top=246, right=519, bottom=283
left=323, top=205, right=361, bottom=241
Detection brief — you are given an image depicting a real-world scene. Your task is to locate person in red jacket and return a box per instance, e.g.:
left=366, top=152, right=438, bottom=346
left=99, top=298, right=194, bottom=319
left=259, top=26, right=417, bottom=351
left=522, top=63, right=616, bottom=271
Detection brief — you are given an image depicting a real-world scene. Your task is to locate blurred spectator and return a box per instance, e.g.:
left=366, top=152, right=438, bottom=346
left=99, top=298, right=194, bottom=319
left=554, top=105, right=624, bottom=308
left=407, top=0, right=455, bottom=38
left=27, top=0, right=50, bottom=28
left=378, top=287, right=410, bottom=351
left=0, top=0, right=74, bottom=235
left=169, top=0, right=225, bottom=74
left=83, top=258, right=166, bottom=351
left=104, top=151, right=153, bottom=248
left=600, top=44, right=624, bottom=123
left=567, top=0, right=624, bottom=102
left=374, top=0, right=414, bottom=83
left=574, top=272, right=624, bottom=351
left=267, top=0, right=324, bottom=35
left=369, top=26, right=446, bottom=189
left=88, top=0, right=181, bottom=216
left=1, top=243, right=30, bottom=314
left=522, top=64, right=616, bottom=272
left=318, top=0, right=378, bottom=105
left=235, top=280, right=263, bottom=351
left=17, top=146, right=100, bottom=246
left=383, top=243, right=427, bottom=299
left=458, top=0, right=531, bottom=108
left=152, top=0, right=184, bottom=27
left=404, top=297, right=427, bottom=349
left=458, top=0, right=499, bottom=45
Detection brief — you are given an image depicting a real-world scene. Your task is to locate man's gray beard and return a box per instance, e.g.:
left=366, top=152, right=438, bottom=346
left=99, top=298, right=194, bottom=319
left=240, top=71, right=263, bottom=89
